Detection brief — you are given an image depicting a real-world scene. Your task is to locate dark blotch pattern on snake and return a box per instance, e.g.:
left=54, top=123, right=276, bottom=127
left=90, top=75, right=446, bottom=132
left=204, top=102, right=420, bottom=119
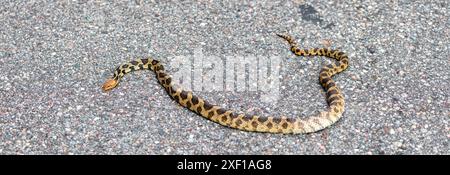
left=102, top=34, right=349, bottom=134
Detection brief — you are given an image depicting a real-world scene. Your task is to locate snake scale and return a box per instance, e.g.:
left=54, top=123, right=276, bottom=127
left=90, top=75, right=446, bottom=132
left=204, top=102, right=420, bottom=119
left=102, top=34, right=349, bottom=134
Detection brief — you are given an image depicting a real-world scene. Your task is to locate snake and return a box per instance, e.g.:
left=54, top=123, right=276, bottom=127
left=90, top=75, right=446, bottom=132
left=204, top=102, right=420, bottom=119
left=102, top=34, right=349, bottom=134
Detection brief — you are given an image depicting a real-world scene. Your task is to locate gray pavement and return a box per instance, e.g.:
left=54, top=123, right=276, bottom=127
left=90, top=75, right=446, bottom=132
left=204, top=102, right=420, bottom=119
left=0, top=1, right=448, bottom=154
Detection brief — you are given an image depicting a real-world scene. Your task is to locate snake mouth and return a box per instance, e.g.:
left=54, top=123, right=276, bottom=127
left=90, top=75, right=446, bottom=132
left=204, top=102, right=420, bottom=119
left=102, top=79, right=118, bottom=91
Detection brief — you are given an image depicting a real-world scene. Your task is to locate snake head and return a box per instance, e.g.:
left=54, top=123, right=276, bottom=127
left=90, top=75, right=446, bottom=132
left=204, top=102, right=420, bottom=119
left=102, top=79, right=118, bottom=91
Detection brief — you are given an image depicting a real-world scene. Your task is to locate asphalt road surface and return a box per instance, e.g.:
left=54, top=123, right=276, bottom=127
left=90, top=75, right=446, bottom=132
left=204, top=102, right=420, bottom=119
left=0, top=1, right=448, bottom=154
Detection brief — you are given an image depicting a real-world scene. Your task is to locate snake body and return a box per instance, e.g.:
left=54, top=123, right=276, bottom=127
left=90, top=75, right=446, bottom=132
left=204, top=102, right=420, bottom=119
left=102, top=34, right=349, bottom=134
